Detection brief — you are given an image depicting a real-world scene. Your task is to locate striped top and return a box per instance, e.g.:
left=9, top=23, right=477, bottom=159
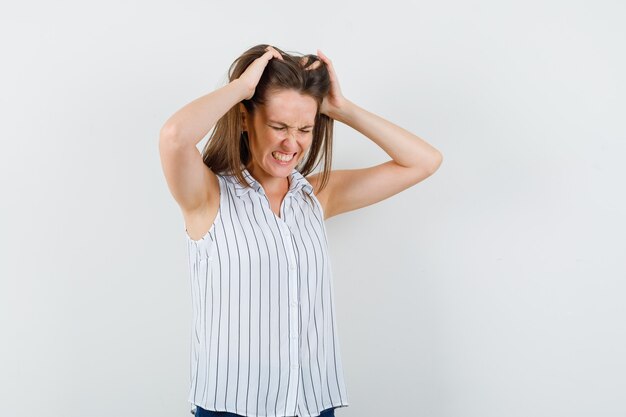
left=185, top=167, right=349, bottom=417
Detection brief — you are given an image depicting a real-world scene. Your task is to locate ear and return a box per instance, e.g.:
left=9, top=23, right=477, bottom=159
left=238, top=103, right=248, bottom=130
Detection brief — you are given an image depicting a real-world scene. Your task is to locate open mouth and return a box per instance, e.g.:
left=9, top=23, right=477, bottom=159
left=272, top=151, right=296, bottom=162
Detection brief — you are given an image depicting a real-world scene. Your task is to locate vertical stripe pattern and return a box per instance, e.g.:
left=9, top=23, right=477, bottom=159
left=185, top=167, right=349, bottom=417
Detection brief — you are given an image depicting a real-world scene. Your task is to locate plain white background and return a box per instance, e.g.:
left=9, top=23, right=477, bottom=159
left=1, top=1, right=625, bottom=416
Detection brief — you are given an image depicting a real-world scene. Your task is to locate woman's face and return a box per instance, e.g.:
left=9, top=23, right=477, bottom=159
left=242, top=89, right=317, bottom=179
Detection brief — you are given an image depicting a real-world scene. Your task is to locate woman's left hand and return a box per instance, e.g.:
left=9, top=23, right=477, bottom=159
left=305, top=50, right=348, bottom=119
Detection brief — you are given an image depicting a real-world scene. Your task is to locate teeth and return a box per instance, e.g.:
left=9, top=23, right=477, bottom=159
left=272, top=151, right=294, bottom=162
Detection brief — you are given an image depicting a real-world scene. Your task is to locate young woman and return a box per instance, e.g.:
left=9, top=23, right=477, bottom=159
left=159, top=44, right=442, bottom=417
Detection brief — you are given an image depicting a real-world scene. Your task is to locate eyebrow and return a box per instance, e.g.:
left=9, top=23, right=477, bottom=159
left=267, top=120, right=315, bottom=129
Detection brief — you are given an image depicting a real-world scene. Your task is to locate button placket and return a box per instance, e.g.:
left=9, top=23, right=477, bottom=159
left=282, top=224, right=300, bottom=379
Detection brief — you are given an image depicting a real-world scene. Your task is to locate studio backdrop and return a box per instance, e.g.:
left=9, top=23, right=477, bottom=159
left=1, top=1, right=625, bottom=417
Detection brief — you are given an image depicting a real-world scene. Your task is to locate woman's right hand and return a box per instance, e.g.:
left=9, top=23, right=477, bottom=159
left=237, top=46, right=284, bottom=100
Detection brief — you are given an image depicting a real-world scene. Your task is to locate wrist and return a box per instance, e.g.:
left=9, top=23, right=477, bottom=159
left=230, top=79, right=253, bottom=101
left=329, top=98, right=355, bottom=122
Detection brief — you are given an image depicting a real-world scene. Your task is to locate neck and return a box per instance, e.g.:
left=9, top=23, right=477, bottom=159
left=246, top=165, right=290, bottom=196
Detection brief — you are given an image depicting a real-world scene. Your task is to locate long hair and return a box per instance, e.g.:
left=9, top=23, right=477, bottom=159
left=201, top=44, right=333, bottom=197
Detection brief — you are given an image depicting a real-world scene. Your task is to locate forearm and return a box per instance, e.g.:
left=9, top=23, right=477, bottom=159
left=332, top=99, right=442, bottom=170
left=160, top=79, right=250, bottom=147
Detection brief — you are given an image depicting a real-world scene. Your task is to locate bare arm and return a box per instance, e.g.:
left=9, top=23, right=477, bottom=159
left=332, top=99, right=442, bottom=170
left=158, top=47, right=283, bottom=212
left=307, top=50, right=442, bottom=219
left=320, top=99, right=442, bottom=219
left=159, top=79, right=249, bottom=146
left=158, top=80, right=249, bottom=212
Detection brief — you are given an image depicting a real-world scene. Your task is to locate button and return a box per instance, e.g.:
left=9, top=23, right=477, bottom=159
left=289, top=264, right=296, bottom=270
left=290, top=301, right=298, bottom=307
left=290, top=333, right=298, bottom=339
left=283, top=231, right=290, bottom=238
left=291, top=364, right=299, bottom=370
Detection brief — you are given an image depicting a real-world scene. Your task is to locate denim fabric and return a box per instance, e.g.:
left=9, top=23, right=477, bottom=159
left=194, top=405, right=336, bottom=417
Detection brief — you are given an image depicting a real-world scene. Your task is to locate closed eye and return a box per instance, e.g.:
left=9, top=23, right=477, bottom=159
left=271, top=126, right=312, bottom=133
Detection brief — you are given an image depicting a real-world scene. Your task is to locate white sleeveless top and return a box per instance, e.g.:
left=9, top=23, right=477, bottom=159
left=185, top=167, right=349, bottom=417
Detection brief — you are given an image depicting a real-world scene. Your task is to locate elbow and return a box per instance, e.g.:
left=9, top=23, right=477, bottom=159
left=427, top=151, right=443, bottom=174
left=159, top=124, right=187, bottom=151
left=160, top=123, right=180, bottom=141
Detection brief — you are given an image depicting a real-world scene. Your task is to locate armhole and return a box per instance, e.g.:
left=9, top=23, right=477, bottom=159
left=309, top=191, right=325, bottom=221
left=185, top=174, right=223, bottom=245
left=305, top=173, right=326, bottom=220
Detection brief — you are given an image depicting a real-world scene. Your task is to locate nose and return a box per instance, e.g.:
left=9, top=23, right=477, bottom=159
left=281, top=130, right=298, bottom=146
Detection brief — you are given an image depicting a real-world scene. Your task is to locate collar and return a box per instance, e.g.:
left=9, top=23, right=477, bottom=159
left=228, top=167, right=314, bottom=198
